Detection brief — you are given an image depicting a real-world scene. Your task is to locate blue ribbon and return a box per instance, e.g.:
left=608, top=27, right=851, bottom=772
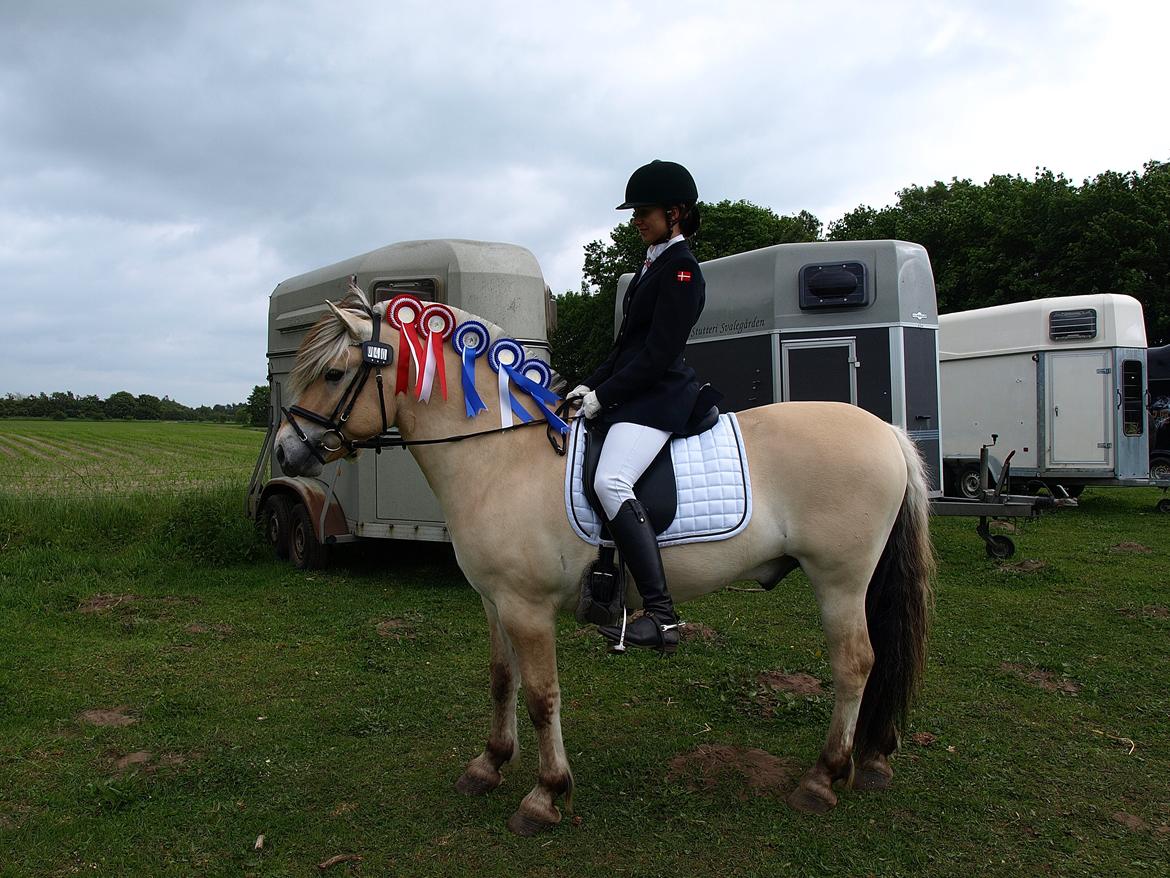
left=504, top=364, right=569, bottom=434
left=461, top=346, right=489, bottom=418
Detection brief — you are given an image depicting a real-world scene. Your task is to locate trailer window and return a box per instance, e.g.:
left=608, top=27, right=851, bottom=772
left=1122, top=359, right=1144, bottom=436
left=372, top=278, right=439, bottom=304
left=1050, top=309, right=1097, bottom=340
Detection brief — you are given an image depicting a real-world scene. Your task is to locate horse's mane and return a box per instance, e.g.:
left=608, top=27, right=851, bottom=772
left=288, top=289, right=510, bottom=399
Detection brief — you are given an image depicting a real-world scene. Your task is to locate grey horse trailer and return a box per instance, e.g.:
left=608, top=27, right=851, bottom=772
left=248, top=239, right=556, bottom=566
left=630, top=240, right=944, bottom=494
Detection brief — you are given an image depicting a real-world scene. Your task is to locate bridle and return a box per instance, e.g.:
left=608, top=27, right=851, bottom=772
left=281, top=303, right=394, bottom=465
left=281, top=305, right=577, bottom=464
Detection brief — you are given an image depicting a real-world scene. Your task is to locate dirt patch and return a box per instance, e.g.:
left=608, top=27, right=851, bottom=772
left=331, top=801, right=358, bottom=816
left=77, top=594, right=137, bottom=614
left=1119, top=605, right=1169, bottom=620
left=1112, top=811, right=1149, bottom=832
left=376, top=619, right=416, bottom=641
left=909, top=731, right=938, bottom=746
left=680, top=622, right=720, bottom=643
left=185, top=622, right=233, bottom=636
left=110, top=750, right=196, bottom=775
left=1109, top=542, right=1152, bottom=554
left=989, top=521, right=1018, bottom=534
left=1000, top=559, right=1047, bottom=573
left=78, top=707, right=136, bottom=727
left=757, top=671, right=824, bottom=696
left=1000, top=663, right=1081, bottom=695
left=667, top=744, right=799, bottom=799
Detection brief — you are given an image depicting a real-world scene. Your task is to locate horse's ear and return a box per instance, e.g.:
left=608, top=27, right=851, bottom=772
left=326, top=300, right=368, bottom=341
left=348, top=275, right=371, bottom=308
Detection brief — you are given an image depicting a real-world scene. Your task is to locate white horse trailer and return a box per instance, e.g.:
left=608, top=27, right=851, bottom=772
left=624, top=240, right=945, bottom=494
left=247, top=239, right=555, bottom=566
left=938, top=294, right=1151, bottom=498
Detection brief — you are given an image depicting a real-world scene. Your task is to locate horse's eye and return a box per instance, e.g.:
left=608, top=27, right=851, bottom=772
left=325, top=368, right=345, bottom=382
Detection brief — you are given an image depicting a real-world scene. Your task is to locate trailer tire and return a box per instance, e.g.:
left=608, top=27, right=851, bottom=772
left=957, top=464, right=983, bottom=500
left=985, top=534, right=1015, bottom=559
left=289, top=502, right=329, bottom=570
left=1150, top=455, right=1170, bottom=483
left=1157, top=498, right=1170, bottom=514
left=260, top=494, right=293, bottom=560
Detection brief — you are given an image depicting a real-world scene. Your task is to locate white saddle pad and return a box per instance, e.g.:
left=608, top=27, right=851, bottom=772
left=564, top=412, right=753, bottom=547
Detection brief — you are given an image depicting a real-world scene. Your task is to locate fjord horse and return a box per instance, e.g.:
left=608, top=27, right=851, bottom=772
left=273, top=292, right=933, bottom=835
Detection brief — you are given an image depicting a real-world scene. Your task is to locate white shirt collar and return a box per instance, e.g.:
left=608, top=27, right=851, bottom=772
left=644, top=234, right=685, bottom=267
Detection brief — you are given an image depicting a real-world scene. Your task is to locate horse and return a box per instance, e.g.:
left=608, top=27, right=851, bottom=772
left=273, top=288, right=934, bottom=836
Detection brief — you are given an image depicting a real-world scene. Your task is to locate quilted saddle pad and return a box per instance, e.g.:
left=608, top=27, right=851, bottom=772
left=564, top=412, right=753, bottom=547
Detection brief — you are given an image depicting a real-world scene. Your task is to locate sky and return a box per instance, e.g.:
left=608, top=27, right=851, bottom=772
left=1, top=0, right=1167, bottom=406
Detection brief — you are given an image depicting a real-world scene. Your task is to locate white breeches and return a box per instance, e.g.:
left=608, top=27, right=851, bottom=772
left=593, top=421, right=672, bottom=520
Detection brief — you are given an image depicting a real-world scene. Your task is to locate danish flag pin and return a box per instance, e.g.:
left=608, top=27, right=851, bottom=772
left=676, top=270, right=692, bottom=282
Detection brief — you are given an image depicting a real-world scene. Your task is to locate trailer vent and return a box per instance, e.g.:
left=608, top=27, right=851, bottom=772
left=798, top=262, right=869, bottom=310
left=1049, top=308, right=1097, bottom=340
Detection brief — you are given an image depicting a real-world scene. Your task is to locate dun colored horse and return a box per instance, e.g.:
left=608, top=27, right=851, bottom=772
left=274, top=291, right=933, bottom=835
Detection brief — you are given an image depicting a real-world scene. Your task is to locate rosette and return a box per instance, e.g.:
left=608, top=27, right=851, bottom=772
left=416, top=303, right=455, bottom=402
left=487, top=338, right=533, bottom=428
left=387, top=294, right=425, bottom=397
left=510, top=356, right=569, bottom=434
left=452, top=320, right=490, bottom=418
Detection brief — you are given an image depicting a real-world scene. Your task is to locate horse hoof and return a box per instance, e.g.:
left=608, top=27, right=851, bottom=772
left=506, top=808, right=558, bottom=837
left=786, top=785, right=836, bottom=814
left=455, top=769, right=503, bottom=796
left=853, top=767, right=893, bottom=791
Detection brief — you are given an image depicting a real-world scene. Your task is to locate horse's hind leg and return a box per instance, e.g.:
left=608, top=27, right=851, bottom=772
left=456, top=596, right=520, bottom=796
left=787, top=556, right=876, bottom=814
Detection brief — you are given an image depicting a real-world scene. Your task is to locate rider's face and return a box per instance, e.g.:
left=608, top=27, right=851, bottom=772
left=631, top=206, right=674, bottom=243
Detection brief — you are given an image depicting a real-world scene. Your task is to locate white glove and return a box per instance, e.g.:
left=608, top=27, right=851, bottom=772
left=581, top=390, right=602, bottom=419
left=566, top=383, right=591, bottom=402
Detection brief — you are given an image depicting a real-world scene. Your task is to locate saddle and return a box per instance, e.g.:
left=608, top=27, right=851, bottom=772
left=582, top=404, right=721, bottom=536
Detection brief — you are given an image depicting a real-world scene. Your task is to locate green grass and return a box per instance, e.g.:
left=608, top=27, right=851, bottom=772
left=0, top=419, right=265, bottom=496
left=0, top=422, right=1168, bottom=876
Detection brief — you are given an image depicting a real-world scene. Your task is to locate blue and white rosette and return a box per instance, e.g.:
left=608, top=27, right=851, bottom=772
left=513, top=357, right=569, bottom=434
left=488, top=339, right=534, bottom=428
left=452, top=320, right=490, bottom=418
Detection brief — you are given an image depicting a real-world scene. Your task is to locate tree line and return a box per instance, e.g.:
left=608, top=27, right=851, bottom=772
left=1, top=385, right=271, bottom=427
left=551, top=160, right=1170, bottom=384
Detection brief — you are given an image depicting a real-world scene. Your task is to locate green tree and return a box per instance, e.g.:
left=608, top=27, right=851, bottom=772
left=106, top=391, right=136, bottom=420
left=246, top=384, right=271, bottom=428
left=134, top=393, right=162, bottom=420
left=551, top=200, right=822, bottom=383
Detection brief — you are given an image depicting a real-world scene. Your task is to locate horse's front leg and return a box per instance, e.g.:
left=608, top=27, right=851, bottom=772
left=496, top=596, right=573, bottom=836
left=456, top=596, right=520, bottom=796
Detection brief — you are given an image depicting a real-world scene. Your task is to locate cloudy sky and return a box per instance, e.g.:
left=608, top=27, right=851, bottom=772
left=1, top=0, right=1167, bottom=405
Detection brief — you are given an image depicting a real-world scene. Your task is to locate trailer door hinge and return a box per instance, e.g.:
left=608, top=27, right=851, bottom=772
left=1096, top=368, right=1112, bottom=374
left=1097, top=442, right=1113, bottom=449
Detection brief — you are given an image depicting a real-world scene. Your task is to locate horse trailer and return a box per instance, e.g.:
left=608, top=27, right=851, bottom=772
left=635, top=239, right=945, bottom=494
left=1149, top=343, right=1170, bottom=485
left=248, top=239, right=556, bottom=566
left=938, top=294, right=1152, bottom=498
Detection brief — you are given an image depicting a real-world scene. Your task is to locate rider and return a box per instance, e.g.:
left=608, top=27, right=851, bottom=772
left=569, top=160, right=708, bottom=652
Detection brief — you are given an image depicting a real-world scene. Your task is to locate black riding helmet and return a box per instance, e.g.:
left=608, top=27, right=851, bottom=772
left=616, top=160, right=698, bottom=209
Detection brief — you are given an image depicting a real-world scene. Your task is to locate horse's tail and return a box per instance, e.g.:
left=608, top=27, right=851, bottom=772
left=854, top=426, right=936, bottom=761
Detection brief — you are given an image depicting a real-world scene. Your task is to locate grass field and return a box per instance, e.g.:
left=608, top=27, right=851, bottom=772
left=0, top=419, right=265, bottom=495
left=0, top=421, right=1167, bottom=877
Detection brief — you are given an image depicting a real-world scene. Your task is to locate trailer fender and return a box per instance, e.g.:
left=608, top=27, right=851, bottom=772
left=256, top=477, right=350, bottom=541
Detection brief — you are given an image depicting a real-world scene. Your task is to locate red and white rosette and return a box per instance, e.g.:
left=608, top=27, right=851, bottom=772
left=387, top=294, right=425, bottom=396
left=416, top=303, right=455, bottom=402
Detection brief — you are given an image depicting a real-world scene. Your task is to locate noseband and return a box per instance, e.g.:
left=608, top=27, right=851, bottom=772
left=281, top=304, right=394, bottom=465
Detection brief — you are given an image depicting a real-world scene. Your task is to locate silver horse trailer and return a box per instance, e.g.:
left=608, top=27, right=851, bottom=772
left=938, top=294, right=1151, bottom=498
left=624, top=240, right=944, bottom=494
left=247, top=239, right=555, bottom=566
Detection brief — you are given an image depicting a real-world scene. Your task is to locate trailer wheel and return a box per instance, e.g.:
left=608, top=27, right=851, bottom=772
left=958, top=464, right=983, bottom=500
left=289, top=502, right=329, bottom=570
left=985, top=535, right=1015, bottom=559
left=260, top=494, right=293, bottom=560
left=1157, top=498, right=1170, bottom=514
left=1151, top=456, right=1170, bottom=483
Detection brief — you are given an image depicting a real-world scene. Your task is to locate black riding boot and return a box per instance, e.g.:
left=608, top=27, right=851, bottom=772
left=597, top=499, right=680, bottom=653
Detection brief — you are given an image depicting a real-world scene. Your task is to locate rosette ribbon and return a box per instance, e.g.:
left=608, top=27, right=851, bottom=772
left=416, top=303, right=455, bottom=402
left=487, top=339, right=534, bottom=428
left=509, top=357, right=570, bottom=435
left=387, top=295, right=425, bottom=397
left=452, top=320, right=490, bottom=418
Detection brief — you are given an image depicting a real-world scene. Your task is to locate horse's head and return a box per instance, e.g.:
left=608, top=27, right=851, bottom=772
left=274, top=288, right=399, bottom=477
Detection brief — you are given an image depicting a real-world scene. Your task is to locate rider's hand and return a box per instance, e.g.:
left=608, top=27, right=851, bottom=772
left=581, top=390, right=601, bottom=419
left=566, top=384, right=591, bottom=402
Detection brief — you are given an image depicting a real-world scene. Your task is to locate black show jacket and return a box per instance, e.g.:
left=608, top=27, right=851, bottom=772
left=583, top=240, right=706, bottom=434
